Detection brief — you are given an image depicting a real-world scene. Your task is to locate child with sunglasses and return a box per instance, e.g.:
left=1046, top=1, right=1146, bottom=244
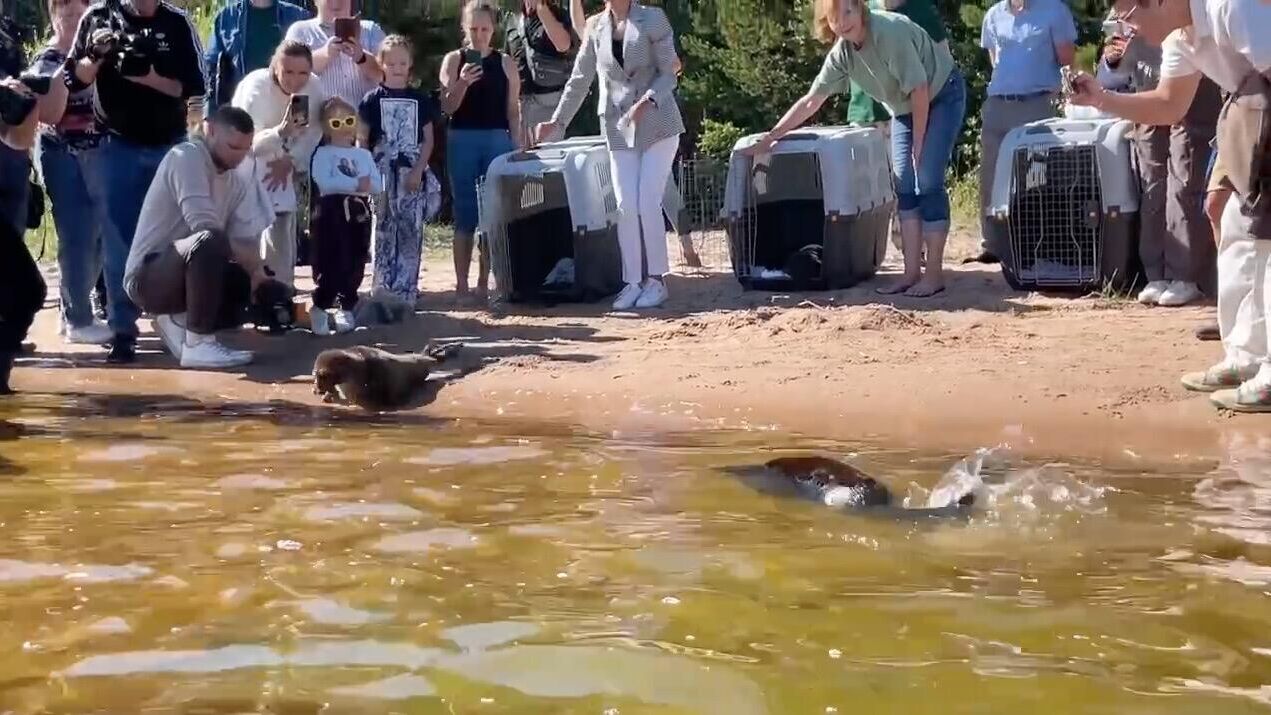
left=308, top=97, right=384, bottom=336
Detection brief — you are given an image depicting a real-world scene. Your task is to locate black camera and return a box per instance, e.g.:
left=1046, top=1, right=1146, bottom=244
left=86, top=28, right=121, bottom=62
left=251, top=278, right=297, bottom=335
left=0, top=80, right=37, bottom=126
left=116, top=28, right=158, bottom=77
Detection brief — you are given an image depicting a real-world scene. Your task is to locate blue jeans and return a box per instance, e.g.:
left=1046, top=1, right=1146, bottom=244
left=38, top=138, right=106, bottom=329
left=446, top=128, right=515, bottom=234
left=0, top=143, right=31, bottom=234
left=890, top=68, right=967, bottom=232
left=87, top=135, right=179, bottom=337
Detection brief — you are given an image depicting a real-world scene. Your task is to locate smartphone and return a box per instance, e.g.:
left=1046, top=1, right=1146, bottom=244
left=334, top=17, right=360, bottom=42
left=290, top=94, right=309, bottom=126
left=461, top=48, right=482, bottom=66
left=1060, top=66, right=1076, bottom=97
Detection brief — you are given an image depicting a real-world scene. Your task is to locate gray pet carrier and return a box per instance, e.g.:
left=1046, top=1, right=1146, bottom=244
left=985, top=118, right=1142, bottom=292
left=478, top=137, right=623, bottom=304
left=721, top=126, right=895, bottom=291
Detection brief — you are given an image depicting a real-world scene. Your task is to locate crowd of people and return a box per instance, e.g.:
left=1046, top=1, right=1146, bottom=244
left=0, top=0, right=1266, bottom=414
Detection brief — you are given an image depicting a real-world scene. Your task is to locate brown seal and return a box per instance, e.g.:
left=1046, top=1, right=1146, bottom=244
left=312, top=343, right=462, bottom=411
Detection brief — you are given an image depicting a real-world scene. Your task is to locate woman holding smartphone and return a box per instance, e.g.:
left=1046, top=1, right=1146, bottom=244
left=440, top=0, right=522, bottom=304
left=231, top=40, right=326, bottom=289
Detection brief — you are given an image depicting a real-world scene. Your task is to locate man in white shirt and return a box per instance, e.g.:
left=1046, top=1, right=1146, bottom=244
left=1070, top=0, right=1271, bottom=412
left=283, top=0, right=385, bottom=107
left=125, top=106, right=280, bottom=370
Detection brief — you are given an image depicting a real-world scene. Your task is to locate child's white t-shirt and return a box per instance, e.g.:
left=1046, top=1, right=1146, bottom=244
left=311, top=145, right=384, bottom=196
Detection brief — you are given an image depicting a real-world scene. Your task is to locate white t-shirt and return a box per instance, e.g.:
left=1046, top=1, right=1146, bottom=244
left=283, top=18, right=386, bottom=108
left=1159, top=0, right=1271, bottom=93
left=311, top=145, right=384, bottom=197
left=125, top=141, right=274, bottom=299
left=230, top=68, right=327, bottom=212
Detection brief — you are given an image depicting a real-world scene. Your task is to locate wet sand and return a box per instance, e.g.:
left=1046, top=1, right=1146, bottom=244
left=14, top=231, right=1263, bottom=466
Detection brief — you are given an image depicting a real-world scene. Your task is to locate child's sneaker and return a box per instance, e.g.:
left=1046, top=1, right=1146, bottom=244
left=333, top=309, right=357, bottom=334
left=310, top=306, right=333, bottom=337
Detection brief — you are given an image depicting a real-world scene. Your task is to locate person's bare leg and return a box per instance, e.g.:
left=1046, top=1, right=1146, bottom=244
left=906, top=225, right=948, bottom=297
left=476, top=234, right=490, bottom=301
left=454, top=229, right=474, bottom=299
left=876, top=216, right=923, bottom=294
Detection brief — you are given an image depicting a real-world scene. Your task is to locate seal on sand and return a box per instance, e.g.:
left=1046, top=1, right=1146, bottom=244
left=725, top=455, right=976, bottom=519
left=312, top=343, right=462, bottom=411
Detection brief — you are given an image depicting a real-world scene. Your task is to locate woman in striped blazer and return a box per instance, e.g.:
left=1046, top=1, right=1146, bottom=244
left=535, top=0, right=685, bottom=311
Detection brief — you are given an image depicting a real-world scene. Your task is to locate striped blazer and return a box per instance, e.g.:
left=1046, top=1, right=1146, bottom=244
left=550, top=3, right=685, bottom=151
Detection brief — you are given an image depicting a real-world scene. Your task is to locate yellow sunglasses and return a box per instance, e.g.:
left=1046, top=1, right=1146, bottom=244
left=327, top=116, right=358, bottom=130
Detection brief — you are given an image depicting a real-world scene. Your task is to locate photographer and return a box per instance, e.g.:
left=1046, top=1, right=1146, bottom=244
left=67, top=0, right=207, bottom=364
left=505, top=0, right=583, bottom=144
left=126, top=106, right=284, bottom=370
left=284, top=0, right=385, bottom=107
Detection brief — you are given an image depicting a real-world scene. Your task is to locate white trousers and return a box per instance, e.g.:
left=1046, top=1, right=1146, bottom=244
left=261, top=210, right=298, bottom=289
left=610, top=135, right=680, bottom=285
left=1218, top=199, right=1271, bottom=382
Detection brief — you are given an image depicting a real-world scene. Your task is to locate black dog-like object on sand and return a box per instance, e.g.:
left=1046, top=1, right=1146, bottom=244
left=725, top=456, right=977, bottom=519
left=312, top=343, right=463, bottom=411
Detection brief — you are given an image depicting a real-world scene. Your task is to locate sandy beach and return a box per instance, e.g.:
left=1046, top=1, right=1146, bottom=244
left=12, top=229, right=1257, bottom=466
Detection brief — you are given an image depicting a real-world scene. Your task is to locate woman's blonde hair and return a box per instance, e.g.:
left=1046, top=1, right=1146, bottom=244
left=378, top=33, right=414, bottom=64
left=270, top=39, right=314, bottom=73
left=812, top=0, right=869, bottom=44
left=460, top=0, right=499, bottom=47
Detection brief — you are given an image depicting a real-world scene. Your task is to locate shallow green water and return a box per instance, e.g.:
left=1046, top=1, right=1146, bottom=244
left=2, top=394, right=1271, bottom=713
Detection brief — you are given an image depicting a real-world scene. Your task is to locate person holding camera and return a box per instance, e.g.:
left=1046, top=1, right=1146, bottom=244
left=0, top=14, right=45, bottom=394
left=231, top=40, right=325, bottom=290
left=127, top=106, right=283, bottom=369
left=29, top=0, right=115, bottom=347
left=505, top=0, right=583, bottom=144
left=67, top=0, right=208, bottom=364
left=283, top=0, right=385, bottom=108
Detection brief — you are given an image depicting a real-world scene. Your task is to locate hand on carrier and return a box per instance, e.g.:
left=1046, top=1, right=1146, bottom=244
left=1066, top=72, right=1105, bottom=108
left=740, top=133, right=776, bottom=157
left=357, top=175, right=372, bottom=193
left=534, top=121, right=560, bottom=144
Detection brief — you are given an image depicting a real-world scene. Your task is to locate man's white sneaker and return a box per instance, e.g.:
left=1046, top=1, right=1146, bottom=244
left=310, top=307, right=333, bottom=337
left=1158, top=281, right=1202, bottom=307
left=153, top=314, right=187, bottom=359
left=333, top=309, right=357, bottom=334
left=634, top=279, right=668, bottom=309
left=64, top=320, right=114, bottom=345
left=612, top=283, right=643, bottom=310
left=1137, top=280, right=1170, bottom=305
left=179, top=333, right=252, bottom=369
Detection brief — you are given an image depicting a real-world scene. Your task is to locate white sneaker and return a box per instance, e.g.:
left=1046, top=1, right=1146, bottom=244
left=612, top=283, right=643, bottom=310
left=634, top=279, right=668, bottom=309
left=179, top=333, right=252, bottom=369
left=1158, top=281, right=1202, bottom=307
left=1137, top=280, right=1170, bottom=305
left=64, top=320, right=114, bottom=345
left=333, top=309, right=357, bottom=334
left=153, top=314, right=187, bottom=359
left=310, top=307, right=333, bottom=337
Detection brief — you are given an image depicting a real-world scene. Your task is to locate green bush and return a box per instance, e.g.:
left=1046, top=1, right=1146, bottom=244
left=696, top=118, right=746, bottom=161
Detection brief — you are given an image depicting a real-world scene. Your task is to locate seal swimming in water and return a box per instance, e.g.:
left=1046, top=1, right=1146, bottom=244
left=725, top=456, right=976, bottom=519
left=312, top=343, right=462, bottom=411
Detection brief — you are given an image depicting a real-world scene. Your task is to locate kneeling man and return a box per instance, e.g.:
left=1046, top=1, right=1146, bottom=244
left=124, top=106, right=282, bottom=369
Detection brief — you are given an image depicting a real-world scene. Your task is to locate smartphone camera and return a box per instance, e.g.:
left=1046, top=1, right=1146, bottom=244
left=290, top=94, right=309, bottom=127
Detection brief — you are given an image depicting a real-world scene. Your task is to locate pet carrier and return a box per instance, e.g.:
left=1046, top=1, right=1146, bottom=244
left=479, top=137, right=623, bottom=304
left=721, top=126, right=894, bottom=291
left=985, top=118, right=1142, bottom=292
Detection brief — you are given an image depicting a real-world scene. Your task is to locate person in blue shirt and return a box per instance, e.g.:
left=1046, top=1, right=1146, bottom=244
left=970, top=0, right=1077, bottom=265
left=204, top=0, right=312, bottom=111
